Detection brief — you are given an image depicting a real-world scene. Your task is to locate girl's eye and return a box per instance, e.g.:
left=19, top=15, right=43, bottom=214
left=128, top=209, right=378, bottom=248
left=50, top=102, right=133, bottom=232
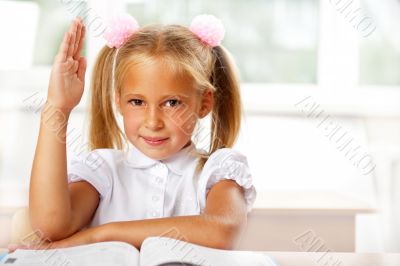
left=165, top=99, right=182, bottom=108
left=129, top=99, right=143, bottom=106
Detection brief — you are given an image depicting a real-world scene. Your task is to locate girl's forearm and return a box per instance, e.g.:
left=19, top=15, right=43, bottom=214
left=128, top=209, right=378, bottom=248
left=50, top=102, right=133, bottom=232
left=101, top=214, right=241, bottom=250
left=29, top=101, right=73, bottom=239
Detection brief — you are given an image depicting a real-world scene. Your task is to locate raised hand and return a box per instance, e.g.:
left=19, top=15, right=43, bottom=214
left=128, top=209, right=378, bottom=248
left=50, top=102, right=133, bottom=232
left=47, top=17, right=86, bottom=111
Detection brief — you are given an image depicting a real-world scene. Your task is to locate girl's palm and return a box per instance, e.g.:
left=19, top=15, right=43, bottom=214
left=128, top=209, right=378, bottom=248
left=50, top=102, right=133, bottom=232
left=48, top=18, right=87, bottom=110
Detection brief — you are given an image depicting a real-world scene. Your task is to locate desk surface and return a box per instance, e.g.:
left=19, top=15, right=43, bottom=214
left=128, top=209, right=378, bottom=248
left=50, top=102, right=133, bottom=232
left=267, top=251, right=400, bottom=266
left=1, top=248, right=399, bottom=266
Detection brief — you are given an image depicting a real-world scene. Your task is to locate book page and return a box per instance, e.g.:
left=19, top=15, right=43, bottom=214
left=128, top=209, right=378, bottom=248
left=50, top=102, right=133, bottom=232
left=139, top=237, right=278, bottom=266
left=0, top=241, right=140, bottom=266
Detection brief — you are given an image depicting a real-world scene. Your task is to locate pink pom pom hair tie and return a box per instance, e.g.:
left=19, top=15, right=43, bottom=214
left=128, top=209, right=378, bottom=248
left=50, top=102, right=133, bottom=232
left=189, top=14, right=225, bottom=47
left=102, top=13, right=225, bottom=49
left=103, top=14, right=139, bottom=49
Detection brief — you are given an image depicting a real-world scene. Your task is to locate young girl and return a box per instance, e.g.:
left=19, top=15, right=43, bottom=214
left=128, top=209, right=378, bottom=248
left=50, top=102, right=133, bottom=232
left=27, top=14, right=256, bottom=251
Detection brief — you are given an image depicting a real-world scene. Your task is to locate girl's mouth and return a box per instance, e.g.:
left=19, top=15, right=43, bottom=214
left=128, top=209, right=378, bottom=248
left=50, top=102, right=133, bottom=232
left=142, top=136, right=169, bottom=146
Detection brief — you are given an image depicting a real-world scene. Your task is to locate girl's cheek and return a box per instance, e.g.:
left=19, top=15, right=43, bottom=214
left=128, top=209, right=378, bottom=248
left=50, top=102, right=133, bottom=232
left=123, top=110, right=143, bottom=131
left=166, top=109, right=198, bottom=136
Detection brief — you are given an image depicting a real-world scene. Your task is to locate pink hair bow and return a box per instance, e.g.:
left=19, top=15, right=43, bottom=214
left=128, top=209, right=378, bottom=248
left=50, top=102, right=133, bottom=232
left=103, top=14, right=139, bottom=49
left=102, top=14, right=225, bottom=49
left=189, top=14, right=225, bottom=47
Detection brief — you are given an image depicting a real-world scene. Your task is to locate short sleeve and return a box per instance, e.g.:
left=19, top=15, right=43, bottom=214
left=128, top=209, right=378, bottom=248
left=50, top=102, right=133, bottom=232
left=197, top=148, right=257, bottom=214
left=67, top=149, right=112, bottom=199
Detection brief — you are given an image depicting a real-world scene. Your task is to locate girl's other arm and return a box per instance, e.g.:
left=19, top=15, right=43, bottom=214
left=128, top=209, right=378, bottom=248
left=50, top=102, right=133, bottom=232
left=29, top=18, right=98, bottom=241
left=101, top=180, right=247, bottom=250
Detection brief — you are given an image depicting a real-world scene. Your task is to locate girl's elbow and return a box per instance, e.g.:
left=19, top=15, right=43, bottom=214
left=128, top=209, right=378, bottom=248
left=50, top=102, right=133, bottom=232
left=214, top=215, right=248, bottom=250
left=30, top=214, right=71, bottom=241
left=30, top=222, right=66, bottom=242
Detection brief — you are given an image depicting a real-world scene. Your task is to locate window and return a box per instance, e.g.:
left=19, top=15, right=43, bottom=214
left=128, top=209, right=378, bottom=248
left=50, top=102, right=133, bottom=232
left=3, top=0, right=88, bottom=67
left=125, top=0, right=319, bottom=83
left=359, top=1, right=400, bottom=86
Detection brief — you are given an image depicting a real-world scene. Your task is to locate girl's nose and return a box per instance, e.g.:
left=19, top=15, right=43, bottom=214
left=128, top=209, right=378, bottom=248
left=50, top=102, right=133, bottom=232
left=144, top=106, right=164, bottom=130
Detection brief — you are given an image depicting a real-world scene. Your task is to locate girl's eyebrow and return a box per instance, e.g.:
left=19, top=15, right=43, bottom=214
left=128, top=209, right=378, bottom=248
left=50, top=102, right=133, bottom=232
left=123, top=93, right=190, bottom=99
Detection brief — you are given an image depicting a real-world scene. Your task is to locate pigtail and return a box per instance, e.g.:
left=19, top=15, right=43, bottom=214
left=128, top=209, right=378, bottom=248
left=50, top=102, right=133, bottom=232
left=195, top=45, right=242, bottom=174
left=88, top=46, right=125, bottom=150
left=210, top=46, right=242, bottom=150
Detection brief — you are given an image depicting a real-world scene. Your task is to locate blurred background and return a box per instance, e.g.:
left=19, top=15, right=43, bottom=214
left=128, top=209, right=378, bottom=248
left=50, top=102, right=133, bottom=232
left=0, top=0, right=399, bottom=253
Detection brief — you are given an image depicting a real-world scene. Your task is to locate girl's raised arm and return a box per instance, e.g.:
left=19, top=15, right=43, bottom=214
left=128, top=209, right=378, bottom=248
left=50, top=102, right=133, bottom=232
left=29, top=18, right=99, bottom=241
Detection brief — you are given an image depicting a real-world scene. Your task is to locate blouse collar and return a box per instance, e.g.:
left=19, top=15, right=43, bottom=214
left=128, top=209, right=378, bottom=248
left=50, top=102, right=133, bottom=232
left=124, top=141, right=199, bottom=175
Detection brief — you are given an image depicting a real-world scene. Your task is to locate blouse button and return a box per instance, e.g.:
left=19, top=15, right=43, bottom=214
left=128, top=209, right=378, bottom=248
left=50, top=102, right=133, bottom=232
left=151, top=210, right=160, bottom=217
left=155, top=163, right=165, bottom=170
left=155, top=176, right=163, bottom=184
left=152, top=195, right=159, bottom=202
left=154, top=163, right=167, bottom=176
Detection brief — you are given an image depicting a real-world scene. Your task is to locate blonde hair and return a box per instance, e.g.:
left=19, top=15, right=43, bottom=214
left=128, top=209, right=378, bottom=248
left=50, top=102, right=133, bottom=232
left=88, top=24, right=242, bottom=174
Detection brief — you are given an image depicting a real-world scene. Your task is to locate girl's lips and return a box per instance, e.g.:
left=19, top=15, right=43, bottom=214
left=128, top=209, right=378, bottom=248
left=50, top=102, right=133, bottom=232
left=142, top=136, right=169, bottom=141
left=142, top=136, right=169, bottom=146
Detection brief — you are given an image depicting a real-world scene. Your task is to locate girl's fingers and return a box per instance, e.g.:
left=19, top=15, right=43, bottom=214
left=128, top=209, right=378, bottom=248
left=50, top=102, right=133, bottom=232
left=63, top=57, right=75, bottom=72
left=71, top=60, right=79, bottom=74
left=7, top=244, right=35, bottom=253
left=53, top=17, right=86, bottom=81
left=77, top=57, right=87, bottom=82
left=56, top=18, right=83, bottom=64
left=66, top=20, right=78, bottom=58
left=7, top=243, right=19, bottom=253
left=56, top=32, right=70, bottom=63
left=73, top=19, right=82, bottom=56
left=74, top=23, right=86, bottom=60
left=62, top=57, right=83, bottom=77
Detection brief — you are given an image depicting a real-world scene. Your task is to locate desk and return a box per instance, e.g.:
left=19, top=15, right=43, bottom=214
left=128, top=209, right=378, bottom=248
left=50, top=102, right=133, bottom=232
left=266, top=251, right=400, bottom=266
left=1, top=248, right=399, bottom=266
left=237, top=191, right=374, bottom=252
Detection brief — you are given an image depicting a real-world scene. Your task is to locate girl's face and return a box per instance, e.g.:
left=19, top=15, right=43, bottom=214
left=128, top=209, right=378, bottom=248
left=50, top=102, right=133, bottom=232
left=115, top=60, right=213, bottom=160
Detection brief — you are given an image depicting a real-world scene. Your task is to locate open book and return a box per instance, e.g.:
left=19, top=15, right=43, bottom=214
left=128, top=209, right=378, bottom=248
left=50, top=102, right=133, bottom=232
left=1, top=236, right=278, bottom=266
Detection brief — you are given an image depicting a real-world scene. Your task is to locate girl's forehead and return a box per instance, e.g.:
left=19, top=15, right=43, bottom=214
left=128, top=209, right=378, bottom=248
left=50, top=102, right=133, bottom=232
left=121, top=61, right=196, bottom=97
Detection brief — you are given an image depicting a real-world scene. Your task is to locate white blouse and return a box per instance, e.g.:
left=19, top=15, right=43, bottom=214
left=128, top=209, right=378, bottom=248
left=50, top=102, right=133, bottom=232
left=67, top=141, right=256, bottom=227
